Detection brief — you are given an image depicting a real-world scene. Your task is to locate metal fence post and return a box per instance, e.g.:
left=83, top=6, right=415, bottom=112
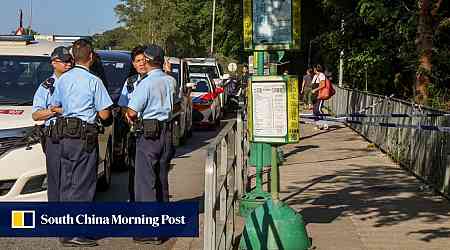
left=236, top=111, right=244, bottom=197
left=204, top=148, right=217, bottom=250
left=219, top=137, right=228, bottom=250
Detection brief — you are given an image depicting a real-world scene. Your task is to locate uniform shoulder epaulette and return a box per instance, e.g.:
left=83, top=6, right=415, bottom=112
left=126, top=74, right=139, bottom=93
left=126, top=74, right=139, bottom=85
left=41, top=77, right=56, bottom=94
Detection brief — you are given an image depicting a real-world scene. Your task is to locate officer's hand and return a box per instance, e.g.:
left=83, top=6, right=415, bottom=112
left=125, top=112, right=134, bottom=125
left=50, top=106, right=63, bottom=114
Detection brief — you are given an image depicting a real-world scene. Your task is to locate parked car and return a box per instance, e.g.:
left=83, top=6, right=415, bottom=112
left=0, top=35, right=112, bottom=201
left=165, top=57, right=193, bottom=145
left=185, top=58, right=230, bottom=111
left=189, top=73, right=222, bottom=127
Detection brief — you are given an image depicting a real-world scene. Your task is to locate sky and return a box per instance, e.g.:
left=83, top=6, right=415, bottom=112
left=0, top=0, right=121, bottom=35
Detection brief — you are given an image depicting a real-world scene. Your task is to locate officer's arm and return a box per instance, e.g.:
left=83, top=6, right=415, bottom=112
left=94, top=78, right=114, bottom=123
left=98, top=108, right=111, bottom=121
left=32, top=109, right=54, bottom=121
left=32, top=87, right=54, bottom=121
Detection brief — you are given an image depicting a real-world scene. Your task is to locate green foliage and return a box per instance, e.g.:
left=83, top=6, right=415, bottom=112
left=95, top=0, right=242, bottom=59
left=309, top=0, right=449, bottom=105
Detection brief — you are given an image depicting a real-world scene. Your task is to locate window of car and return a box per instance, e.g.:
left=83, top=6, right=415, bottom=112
left=0, top=55, right=51, bottom=104
left=190, top=77, right=211, bottom=93
left=189, top=65, right=219, bottom=79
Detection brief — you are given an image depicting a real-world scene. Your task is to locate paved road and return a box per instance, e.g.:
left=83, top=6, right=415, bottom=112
left=0, top=126, right=221, bottom=250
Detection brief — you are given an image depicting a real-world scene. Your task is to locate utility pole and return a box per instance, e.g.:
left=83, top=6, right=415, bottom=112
left=338, top=18, right=344, bottom=87
left=210, top=0, right=216, bottom=56
left=29, top=0, right=33, bottom=34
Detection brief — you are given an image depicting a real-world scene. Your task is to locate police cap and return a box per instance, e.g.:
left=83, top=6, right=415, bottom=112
left=51, top=46, right=72, bottom=62
left=143, top=44, right=165, bottom=64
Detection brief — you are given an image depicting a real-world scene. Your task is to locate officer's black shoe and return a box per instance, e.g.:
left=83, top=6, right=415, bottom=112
left=59, top=237, right=98, bottom=247
left=132, top=236, right=163, bottom=245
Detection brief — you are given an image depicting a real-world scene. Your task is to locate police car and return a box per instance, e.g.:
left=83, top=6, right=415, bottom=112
left=189, top=73, right=222, bottom=127
left=185, top=57, right=230, bottom=111
left=0, top=35, right=112, bottom=201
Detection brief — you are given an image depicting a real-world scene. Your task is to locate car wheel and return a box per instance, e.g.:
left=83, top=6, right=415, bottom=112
left=97, top=137, right=112, bottom=191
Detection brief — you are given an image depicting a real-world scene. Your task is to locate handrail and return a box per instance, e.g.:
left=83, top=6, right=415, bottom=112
left=204, top=110, right=246, bottom=250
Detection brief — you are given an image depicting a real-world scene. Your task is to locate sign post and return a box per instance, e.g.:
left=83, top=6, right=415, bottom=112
left=239, top=1, right=311, bottom=249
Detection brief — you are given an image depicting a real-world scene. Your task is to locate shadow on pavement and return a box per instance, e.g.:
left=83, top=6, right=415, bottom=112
left=281, top=165, right=450, bottom=242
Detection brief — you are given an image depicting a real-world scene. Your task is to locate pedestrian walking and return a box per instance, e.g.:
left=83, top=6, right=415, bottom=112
left=301, top=68, right=314, bottom=110
left=117, top=45, right=150, bottom=202
left=32, top=46, right=73, bottom=202
left=311, top=64, right=328, bottom=129
left=126, top=44, right=174, bottom=245
left=50, top=39, right=113, bottom=247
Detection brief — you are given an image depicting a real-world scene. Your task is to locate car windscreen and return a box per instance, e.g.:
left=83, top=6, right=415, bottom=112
left=190, top=77, right=211, bottom=93
left=188, top=65, right=219, bottom=79
left=0, top=55, right=52, bottom=104
left=96, top=59, right=133, bottom=103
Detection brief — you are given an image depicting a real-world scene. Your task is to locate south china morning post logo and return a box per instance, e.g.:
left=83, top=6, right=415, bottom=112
left=11, top=210, right=35, bottom=229
left=1, top=202, right=198, bottom=237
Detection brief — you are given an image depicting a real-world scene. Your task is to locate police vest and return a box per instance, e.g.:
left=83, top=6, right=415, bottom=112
left=41, top=77, right=56, bottom=95
left=126, top=74, right=148, bottom=93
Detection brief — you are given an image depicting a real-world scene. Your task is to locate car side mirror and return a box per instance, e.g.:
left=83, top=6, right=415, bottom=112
left=215, top=87, right=224, bottom=94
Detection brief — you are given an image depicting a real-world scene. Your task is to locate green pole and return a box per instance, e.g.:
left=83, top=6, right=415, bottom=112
left=255, top=51, right=264, bottom=75
left=271, top=145, right=279, bottom=200
left=254, top=50, right=264, bottom=193
left=255, top=143, right=263, bottom=192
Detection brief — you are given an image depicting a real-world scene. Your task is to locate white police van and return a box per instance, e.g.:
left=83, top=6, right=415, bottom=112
left=0, top=35, right=112, bottom=201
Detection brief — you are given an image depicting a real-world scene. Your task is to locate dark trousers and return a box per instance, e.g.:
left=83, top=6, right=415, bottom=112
left=59, top=138, right=98, bottom=202
left=134, top=126, right=171, bottom=202
left=313, top=99, right=324, bottom=121
left=126, top=133, right=136, bottom=202
left=45, top=137, right=61, bottom=202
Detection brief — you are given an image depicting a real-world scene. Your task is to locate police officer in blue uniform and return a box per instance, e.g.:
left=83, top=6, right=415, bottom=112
left=32, top=46, right=73, bottom=202
left=118, top=45, right=150, bottom=202
left=50, top=39, right=113, bottom=247
left=126, top=44, right=174, bottom=244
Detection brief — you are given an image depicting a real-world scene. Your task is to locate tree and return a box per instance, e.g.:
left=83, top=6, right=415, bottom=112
left=415, top=0, right=446, bottom=103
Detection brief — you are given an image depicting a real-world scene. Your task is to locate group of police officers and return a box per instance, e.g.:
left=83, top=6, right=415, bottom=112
left=32, top=39, right=175, bottom=247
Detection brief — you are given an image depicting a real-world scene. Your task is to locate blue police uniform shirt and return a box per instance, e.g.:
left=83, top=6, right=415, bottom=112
left=32, top=74, right=58, bottom=126
left=128, top=69, right=173, bottom=121
left=50, top=65, right=113, bottom=124
left=118, top=74, right=142, bottom=107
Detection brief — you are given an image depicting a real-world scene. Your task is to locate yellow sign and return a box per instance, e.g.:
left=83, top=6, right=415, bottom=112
left=287, top=76, right=299, bottom=143
left=248, top=76, right=299, bottom=144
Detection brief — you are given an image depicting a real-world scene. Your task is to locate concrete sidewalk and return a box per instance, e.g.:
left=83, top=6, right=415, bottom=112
left=278, top=122, right=450, bottom=250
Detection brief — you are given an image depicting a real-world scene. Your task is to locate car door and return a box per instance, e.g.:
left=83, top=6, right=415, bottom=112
left=209, top=77, right=221, bottom=120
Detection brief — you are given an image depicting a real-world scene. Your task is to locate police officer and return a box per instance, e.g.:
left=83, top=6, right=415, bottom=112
left=32, top=46, right=73, bottom=202
left=50, top=39, right=113, bottom=247
left=117, top=45, right=150, bottom=202
left=126, top=44, right=173, bottom=244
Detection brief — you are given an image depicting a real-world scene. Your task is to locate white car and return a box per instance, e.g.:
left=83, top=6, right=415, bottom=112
left=165, top=57, right=193, bottom=145
left=189, top=73, right=222, bottom=127
left=185, top=58, right=230, bottom=110
left=0, top=35, right=112, bottom=201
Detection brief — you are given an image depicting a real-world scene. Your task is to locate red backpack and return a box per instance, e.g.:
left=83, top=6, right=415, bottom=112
left=318, top=77, right=336, bottom=100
